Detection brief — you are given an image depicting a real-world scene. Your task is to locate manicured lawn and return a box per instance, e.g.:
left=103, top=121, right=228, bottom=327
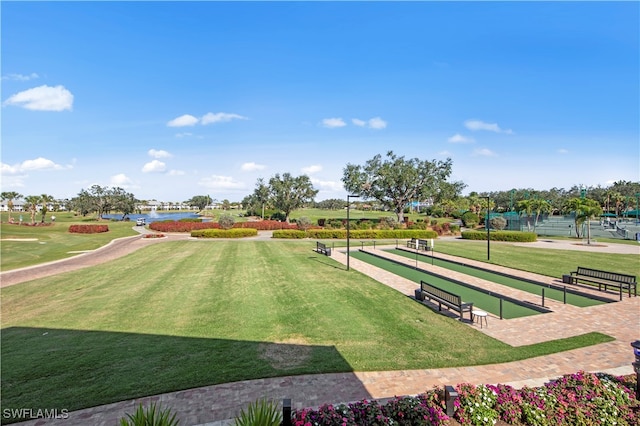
left=1, top=240, right=611, bottom=419
left=431, top=240, right=640, bottom=279
left=1, top=212, right=139, bottom=271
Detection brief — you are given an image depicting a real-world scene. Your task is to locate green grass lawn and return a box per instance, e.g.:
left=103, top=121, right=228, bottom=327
left=431, top=240, right=640, bottom=279
left=1, top=212, right=139, bottom=271
left=1, top=240, right=612, bottom=420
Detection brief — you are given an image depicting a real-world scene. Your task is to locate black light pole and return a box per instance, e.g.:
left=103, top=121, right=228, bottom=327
left=346, top=194, right=359, bottom=271
left=486, top=196, right=490, bottom=261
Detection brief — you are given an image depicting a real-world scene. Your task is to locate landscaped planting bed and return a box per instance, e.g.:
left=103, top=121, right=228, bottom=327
left=292, top=371, right=638, bottom=425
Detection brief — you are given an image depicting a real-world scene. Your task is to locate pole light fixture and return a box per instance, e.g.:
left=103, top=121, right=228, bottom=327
left=346, top=194, right=360, bottom=271
left=486, top=196, right=491, bottom=261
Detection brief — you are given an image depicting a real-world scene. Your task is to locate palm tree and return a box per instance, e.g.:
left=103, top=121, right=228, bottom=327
left=24, top=195, right=40, bottom=225
left=39, top=194, right=54, bottom=223
left=516, top=199, right=534, bottom=231
left=1, top=191, right=23, bottom=223
left=564, top=197, right=602, bottom=243
left=531, top=199, right=552, bottom=229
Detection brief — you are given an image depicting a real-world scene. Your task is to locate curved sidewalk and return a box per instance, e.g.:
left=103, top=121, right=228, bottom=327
left=9, top=239, right=640, bottom=426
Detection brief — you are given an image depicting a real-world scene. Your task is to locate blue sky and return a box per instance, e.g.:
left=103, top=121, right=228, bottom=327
left=2, top=1, right=638, bottom=203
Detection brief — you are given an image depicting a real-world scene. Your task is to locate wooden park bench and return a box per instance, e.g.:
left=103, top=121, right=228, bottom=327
left=415, top=280, right=473, bottom=321
left=568, top=266, right=637, bottom=297
left=407, top=238, right=431, bottom=251
left=315, top=242, right=331, bottom=256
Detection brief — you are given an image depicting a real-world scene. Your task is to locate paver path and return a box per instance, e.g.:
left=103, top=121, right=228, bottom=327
left=4, top=235, right=639, bottom=426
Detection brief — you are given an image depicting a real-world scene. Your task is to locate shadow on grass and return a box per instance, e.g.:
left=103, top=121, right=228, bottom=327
left=1, top=326, right=365, bottom=425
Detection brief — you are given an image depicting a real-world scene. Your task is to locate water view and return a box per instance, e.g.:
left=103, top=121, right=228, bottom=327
left=101, top=211, right=205, bottom=224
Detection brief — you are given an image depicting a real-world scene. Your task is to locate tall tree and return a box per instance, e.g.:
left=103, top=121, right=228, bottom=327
left=186, top=195, right=212, bottom=211
left=268, top=173, right=318, bottom=223
left=39, top=194, right=54, bottom=223
left=24, top=195, right=40, bottom=225
left=563, top=197, right=602, bottom=241
left=1, top=191, right=23, bottom=223
left=342, top=151, right=455, bottom=223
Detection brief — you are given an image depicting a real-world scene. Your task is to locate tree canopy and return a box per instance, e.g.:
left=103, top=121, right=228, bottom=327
left=268, top=173, right=318, bottom=223
left=342, top=151, right=460, bottom=222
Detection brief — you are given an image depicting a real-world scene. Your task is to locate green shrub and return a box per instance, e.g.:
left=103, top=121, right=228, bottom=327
left=191, top=229, right=257, bottom=238
left=490, top=216, right=507, bottom=231
left=461, top=230, right=537, bottom=242
left=296, top=217, right=312, bottom=231
left=272, top=230, right=306, bottom=239
left=379, top=216, right=398, bottom=229
left=449, top=224, right=460, bottom=233
left=232, top=398, right=281, bottom=426
left=305, top=229, right=437, bottom=239
left=218, top=214, right=236, bottom=230
left=461, top=211, right=480, bottom=227
left=119, top=402, right=179, bottom=426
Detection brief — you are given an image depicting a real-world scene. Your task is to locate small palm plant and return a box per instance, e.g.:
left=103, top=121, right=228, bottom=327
left=119, top=402, right=179, bottom=426
left=233, top=398, right=282, bottom=426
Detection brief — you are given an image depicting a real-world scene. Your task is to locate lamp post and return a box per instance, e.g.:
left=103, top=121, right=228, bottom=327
left=346, top=194, right=359, bottom=271
left=486, top=196, right=491, bottom=261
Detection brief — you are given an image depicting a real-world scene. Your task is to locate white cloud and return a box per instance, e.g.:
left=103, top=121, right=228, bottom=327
left=448, top=133, right=475, bottom=144
left=1, top=157, right=68, bottom=174
left=558, top=148, right=569, bottom=154
left=110, top=173, right=133, bottom=187
left=322, top=118, right=347, bottom=128
left=464, top=119, right=513, bottom=134
left=168, top=112, right=248, bottom=127
left=351, top=117, right=387, bottom=129
left=368, top=117, right=387, bottom=130
left=241, top=162, right=266, bottom=172
left=310, top=178, right=343, bottom=192
left=167, top=114, right=199, bottom=127
left=2, top=72, right=39, bottom=81
left=175, top=132, right=193, bottom=138
left=201, top=112, right=248, bottom=125
left=438, top=150, right=453, bottom=156
left=3, top=85, right=73, bottom=111
left=148, top=149, right=172, bottom=159
left=302, top=164, right=322, bottom=174
left=472, top=148, right=497, bottom=157
left=142, top=160, right=167, bottom=173
left=168, top=170, right=186, bottom=176
left=198, top=175, right=245, bottom=190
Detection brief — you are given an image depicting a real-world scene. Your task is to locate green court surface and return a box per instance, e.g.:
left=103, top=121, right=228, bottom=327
left=350, top=250, right=544, bottom=319
left=388, top=249, right=607, bottom=308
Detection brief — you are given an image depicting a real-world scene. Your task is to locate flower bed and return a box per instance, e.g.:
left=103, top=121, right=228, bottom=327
left=292, top=371, right=638, bottom=425
left=142, top=233, right=165, bottom=239
left=68, top=224, right=109, bottom=234
left=149, top=219, right=298, bottom=233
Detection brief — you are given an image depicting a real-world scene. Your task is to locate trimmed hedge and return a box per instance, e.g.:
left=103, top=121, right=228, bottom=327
left=150, top=220, right=298, bottom=233
left=304, top=229, right=438, bottom=239
left=272, top=230, right=307, bottom=239
left=68, top=224, right=109, bottom=234
left=191, top=229, right=258, bottom=238
left=461, top=230, right=537, bottom=242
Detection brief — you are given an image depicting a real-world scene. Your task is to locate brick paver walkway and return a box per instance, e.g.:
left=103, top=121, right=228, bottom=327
left=8, top=237, right=639, bottom=426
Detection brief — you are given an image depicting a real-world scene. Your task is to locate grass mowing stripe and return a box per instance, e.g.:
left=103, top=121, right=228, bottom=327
left=1, top=241, right=614, bottom=418
left=389, top=249, right=606, bottom=307
left=350, top=250, right=541, bottom=319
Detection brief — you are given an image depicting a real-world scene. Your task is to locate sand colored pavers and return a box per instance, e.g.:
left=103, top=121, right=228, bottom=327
left=9, top=237, right=639, bottom=426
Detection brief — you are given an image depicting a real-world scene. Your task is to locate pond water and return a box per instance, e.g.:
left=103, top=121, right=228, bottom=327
left=101, top=211, right=208, bottom=224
